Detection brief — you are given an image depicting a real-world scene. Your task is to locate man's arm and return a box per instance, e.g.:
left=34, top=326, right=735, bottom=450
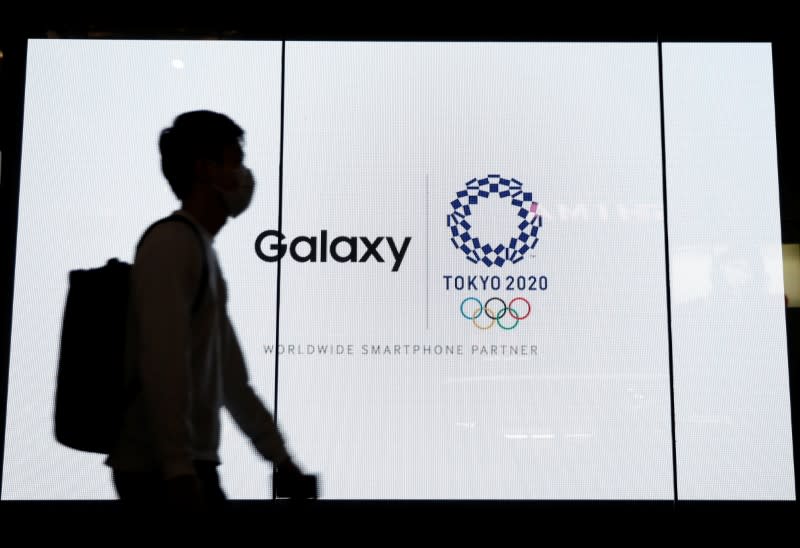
left=221, top=313, right=291, bottom=465
left=133, top=225, right=199, bottom=479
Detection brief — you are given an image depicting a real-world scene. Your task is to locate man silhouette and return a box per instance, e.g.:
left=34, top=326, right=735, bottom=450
left=106, top=110, right=308, bottom=509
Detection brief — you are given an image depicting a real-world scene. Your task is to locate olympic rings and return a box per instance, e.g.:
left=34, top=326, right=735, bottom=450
left=496, top=308, right=519, bottom=330
left=460, top=297, right=482, bottom=320
left=484, top=297, right=507, bottom=320
left=473, top=307, right=496, bottom=330
left=459, top=296, right=532, bottom=330
left=507, top=297, right=531, bottom=320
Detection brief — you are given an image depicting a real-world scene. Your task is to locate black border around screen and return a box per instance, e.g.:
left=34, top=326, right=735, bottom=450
left=0, top=23, right=797, bottom=518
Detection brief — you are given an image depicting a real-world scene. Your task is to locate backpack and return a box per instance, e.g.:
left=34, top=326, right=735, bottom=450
left=54, top=214, right=208, bottom=454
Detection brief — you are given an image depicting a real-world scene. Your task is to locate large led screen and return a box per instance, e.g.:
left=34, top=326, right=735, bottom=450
left=1, top=40, right=794, bottom=500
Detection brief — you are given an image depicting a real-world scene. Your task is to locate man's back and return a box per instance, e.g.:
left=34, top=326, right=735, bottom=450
left=107, top=210, right=228, bottom=476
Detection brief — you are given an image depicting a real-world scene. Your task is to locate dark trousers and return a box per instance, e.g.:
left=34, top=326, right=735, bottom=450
left=112, top=461, right=226, bottom=509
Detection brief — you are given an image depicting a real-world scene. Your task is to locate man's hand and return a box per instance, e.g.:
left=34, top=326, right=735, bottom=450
left=276, top=457, right=302, bottom=477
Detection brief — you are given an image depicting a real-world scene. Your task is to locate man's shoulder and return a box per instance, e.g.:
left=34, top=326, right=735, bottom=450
left=136, top=216, right=205, bottom=261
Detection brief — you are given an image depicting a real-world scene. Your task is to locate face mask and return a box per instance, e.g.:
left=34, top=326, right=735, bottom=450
left=215, top=167, right=255, bottom=218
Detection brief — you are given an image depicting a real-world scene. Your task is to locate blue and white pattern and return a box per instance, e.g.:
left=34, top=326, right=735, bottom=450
left=447, top=175, right=541, bottom=267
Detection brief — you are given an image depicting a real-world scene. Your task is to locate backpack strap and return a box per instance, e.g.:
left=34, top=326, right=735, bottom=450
left=136, top=214, right=209, bottom=314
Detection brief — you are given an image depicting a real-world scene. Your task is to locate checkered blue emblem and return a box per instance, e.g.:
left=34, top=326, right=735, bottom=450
left=447, top=175, right=541, bottom=266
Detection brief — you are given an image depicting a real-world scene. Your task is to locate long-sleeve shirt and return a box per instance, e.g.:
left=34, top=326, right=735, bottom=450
left=106, top=209, right=288, bottom=479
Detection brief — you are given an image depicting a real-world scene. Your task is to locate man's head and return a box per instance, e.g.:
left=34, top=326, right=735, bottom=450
left=159, top=110, right=254, bottom=219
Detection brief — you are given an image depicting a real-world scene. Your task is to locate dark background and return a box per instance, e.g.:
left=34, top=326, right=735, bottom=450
left=0, top=9, right=797, bottom=537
